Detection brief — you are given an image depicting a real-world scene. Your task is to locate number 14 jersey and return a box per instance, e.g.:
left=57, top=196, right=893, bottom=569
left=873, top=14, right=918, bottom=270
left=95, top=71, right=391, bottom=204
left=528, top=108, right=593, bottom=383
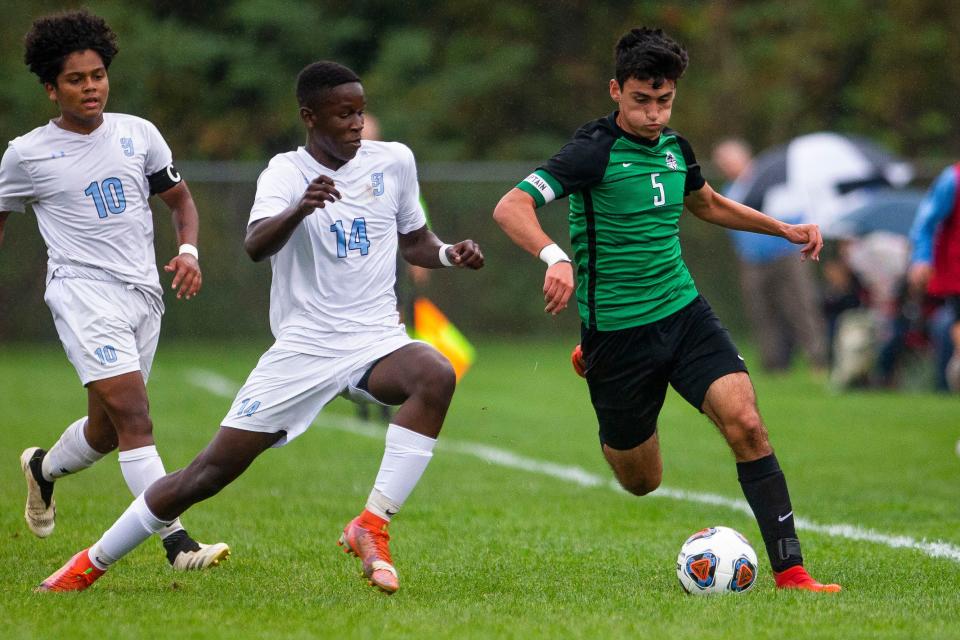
left=249, top=141, right=427, bottom=357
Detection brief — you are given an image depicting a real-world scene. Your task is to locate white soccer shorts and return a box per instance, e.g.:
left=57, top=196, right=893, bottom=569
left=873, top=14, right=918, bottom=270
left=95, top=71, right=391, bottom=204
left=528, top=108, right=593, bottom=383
left=44, top=277, right=162, bottom=386
left=220, top=328, right=416, bottom=447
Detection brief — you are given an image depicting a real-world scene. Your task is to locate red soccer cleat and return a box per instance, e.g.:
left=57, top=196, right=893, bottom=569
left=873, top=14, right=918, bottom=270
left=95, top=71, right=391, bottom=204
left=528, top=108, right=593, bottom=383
left=36, top=548, right=105, bottom=592
left=338, top=511, right=399, bottom=594
left=774, top=565, right=841, bottom=592
left=571, top=344, right=586, bottom=378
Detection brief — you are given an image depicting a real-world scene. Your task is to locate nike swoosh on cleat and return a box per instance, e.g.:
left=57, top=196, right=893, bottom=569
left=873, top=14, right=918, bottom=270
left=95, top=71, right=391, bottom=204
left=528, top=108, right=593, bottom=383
left=622, top=162, right=633, bottom=167
left=778, top=511, right=794, bottom=522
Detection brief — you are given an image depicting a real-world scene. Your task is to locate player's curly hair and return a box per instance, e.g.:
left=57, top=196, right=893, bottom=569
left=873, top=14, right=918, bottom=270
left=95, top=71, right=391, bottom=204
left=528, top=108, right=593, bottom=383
left=24, top=9, right=118, bottom=85
left=296, top=61, right=361, bottom=107
left=615, top=27, right=688, bottom=89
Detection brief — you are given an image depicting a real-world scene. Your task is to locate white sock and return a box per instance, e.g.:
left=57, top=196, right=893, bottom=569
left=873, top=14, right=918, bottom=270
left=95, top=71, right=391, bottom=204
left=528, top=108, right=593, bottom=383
left=366, top=424, right=437, bottom=521
left=118, top=445, right=184, bottom=539
left=88, top=493, right=173, bottom=570
left=41, top=417, right=105, bottom=482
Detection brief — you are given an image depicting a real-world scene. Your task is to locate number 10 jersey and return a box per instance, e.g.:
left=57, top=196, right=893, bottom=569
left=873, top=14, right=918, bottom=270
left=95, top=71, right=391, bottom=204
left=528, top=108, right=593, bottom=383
left=0, top=113, right=176, bottom=299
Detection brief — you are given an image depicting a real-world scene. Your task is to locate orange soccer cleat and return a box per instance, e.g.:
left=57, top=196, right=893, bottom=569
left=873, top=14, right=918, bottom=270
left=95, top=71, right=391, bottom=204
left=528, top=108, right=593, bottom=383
left=36, top=549, right=104, bottom=592
left=338, top=511, right=399, bottom=594
left=774, top=565, right=841, bottom=593
left=571, top=344, right=587, bottom=378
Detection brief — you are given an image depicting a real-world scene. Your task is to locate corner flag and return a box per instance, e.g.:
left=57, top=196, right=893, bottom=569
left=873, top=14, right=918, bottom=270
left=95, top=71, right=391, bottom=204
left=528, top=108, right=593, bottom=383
left=412, top=297, right=476, bottom=380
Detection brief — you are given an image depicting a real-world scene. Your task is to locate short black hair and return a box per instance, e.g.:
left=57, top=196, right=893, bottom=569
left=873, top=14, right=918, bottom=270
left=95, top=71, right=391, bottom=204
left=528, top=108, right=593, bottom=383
left=614, top=27, right=688, bottom=89
left=24, top=9, right=119, bottom=85
left=296, top=61, right=361, bottom=108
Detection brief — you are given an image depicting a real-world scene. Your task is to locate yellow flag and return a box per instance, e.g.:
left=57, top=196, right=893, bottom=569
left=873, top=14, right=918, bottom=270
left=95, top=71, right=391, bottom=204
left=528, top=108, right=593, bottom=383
left=412, top=297, right=476, bottom=380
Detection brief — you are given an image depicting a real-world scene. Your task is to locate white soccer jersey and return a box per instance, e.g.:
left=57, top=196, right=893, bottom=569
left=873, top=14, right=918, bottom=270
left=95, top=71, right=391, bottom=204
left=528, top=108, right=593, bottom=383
left=0, top=113, right=175, bottom=298
left=249, top=141, right=427, bottom=356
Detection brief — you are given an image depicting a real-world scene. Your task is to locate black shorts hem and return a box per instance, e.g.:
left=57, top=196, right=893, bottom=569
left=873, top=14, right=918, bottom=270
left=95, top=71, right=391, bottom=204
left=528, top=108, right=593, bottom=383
left=682, top=359, right=749, bottom=413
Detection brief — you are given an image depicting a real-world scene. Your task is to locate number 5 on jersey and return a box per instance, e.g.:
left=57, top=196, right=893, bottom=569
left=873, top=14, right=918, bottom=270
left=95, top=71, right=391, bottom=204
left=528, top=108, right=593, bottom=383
left=651, top=173, right=666, bottom=207
left=329, top=218, right=371, bottom=258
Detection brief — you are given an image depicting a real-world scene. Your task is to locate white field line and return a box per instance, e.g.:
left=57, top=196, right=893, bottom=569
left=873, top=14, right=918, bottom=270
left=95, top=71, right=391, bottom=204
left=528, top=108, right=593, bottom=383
left=188, top=368, right=960, bottom=563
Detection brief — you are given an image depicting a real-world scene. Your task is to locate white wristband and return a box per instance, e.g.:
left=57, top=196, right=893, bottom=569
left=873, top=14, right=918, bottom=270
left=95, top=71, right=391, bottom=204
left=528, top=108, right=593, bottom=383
left=178, top=243, right=199, bottom=260
left=538, top=243, right=570, bottom=266
left=438, top=244, right=454, bottom=267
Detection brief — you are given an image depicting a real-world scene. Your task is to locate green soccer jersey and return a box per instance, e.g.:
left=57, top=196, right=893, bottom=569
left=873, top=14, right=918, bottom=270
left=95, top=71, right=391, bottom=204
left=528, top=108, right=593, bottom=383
left=516, top=112, right=706, bottom=330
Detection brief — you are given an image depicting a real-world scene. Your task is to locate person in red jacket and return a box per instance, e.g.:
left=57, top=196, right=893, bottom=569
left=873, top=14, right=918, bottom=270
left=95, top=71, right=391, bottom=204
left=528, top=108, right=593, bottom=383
left=908, top=163, right=960, bottom=392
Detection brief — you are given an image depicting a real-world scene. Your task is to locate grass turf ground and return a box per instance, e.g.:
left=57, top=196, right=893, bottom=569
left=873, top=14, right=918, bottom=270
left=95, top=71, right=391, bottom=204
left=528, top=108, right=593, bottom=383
left=1, top=340, right=958, bottom=639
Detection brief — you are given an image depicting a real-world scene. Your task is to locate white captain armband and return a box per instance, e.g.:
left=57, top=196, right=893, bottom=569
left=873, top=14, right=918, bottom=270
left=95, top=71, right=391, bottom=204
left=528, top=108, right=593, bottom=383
left=522, top=172, right=557, bottom=204
left=538, top=243, right=571, bottom=267
left=148, top=164, right=183, bottom=195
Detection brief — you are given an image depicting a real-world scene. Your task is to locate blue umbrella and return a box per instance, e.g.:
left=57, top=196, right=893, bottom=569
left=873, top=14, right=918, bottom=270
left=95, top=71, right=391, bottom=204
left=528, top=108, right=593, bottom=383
left=826, top=189, right=925, bottom=238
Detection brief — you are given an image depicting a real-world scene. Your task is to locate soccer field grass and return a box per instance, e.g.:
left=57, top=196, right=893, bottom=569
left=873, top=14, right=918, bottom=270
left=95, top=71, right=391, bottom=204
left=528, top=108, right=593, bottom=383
left=1, top=340, right=959, bottom=639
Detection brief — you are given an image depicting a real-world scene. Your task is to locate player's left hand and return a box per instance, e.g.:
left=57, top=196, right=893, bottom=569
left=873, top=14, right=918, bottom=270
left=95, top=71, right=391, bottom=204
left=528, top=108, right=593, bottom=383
left=447, top=240, right=484, bottom=269
left=164, top=253, right=202, bottom=300
left=783, top=223, right=823, bottom=262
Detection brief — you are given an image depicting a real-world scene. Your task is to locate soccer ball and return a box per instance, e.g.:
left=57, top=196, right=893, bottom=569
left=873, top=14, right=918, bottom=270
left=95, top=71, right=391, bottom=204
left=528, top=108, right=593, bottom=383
left=676, top=526, right=759, bottom=595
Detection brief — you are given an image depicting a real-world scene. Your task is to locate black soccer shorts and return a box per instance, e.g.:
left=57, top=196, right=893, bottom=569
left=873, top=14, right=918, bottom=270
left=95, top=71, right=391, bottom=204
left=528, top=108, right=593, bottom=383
left=580, top=295, right=748, bottom=451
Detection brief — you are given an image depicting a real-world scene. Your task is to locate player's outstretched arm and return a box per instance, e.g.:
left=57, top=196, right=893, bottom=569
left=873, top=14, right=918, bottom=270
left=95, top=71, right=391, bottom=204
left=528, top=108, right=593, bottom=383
left=398, top=225, right=484, bottom=270
left=244, top=175, right=341, bottom=262
left=158, top=181, right=202, bottom=300
left=684, top=182, right=823, bottom=261
left=493, top=188, right=574, bottom=315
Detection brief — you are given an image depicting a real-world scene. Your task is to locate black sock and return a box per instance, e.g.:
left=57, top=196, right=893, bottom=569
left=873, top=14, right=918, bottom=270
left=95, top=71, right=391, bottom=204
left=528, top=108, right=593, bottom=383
left=162, top=529, right=199, bottom=564
left=736, top=453, right=803, bottom=573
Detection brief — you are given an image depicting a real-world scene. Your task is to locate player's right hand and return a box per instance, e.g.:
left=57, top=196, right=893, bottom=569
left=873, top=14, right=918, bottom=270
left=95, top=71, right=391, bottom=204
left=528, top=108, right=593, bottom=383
left=446, top=239, right=485, bottom=269
left=543, top=261, right=574, bottom=315
left=296, top=175, right=341, bottom=216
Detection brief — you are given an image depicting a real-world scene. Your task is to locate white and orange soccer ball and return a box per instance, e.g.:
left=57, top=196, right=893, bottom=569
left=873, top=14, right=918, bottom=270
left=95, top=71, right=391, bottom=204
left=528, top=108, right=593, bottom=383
left=676, top=526, right=758, bottom=595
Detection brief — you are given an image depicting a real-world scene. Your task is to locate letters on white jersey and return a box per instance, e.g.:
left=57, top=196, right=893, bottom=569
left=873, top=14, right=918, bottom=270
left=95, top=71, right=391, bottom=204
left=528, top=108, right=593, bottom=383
left=0, top=113, right=173, bottom=297
left=249, top=141, right=427, bottom=356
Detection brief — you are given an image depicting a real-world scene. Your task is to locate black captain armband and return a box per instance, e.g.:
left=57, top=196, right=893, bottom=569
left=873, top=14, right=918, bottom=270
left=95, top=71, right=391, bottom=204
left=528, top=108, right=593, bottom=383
left=147, top=164, right=183, bottom=195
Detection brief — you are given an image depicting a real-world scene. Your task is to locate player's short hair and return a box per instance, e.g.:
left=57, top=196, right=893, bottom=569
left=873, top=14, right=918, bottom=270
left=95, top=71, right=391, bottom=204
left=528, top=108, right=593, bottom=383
left=24, top=9, right=119, bottom=85
left=296, top=61, right=361, bottom=108
left=614, top=27, right=688, bottom=89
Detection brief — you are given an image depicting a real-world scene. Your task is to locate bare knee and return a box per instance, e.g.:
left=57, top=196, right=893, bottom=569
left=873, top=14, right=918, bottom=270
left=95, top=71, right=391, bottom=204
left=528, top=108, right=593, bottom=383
left=100, top=399, right=153, bottom=441
left=618, top=469, right=662, bottom=496
left=413, top=358, right=457, bottom=407
left=722, top=409, right=771, bottom=458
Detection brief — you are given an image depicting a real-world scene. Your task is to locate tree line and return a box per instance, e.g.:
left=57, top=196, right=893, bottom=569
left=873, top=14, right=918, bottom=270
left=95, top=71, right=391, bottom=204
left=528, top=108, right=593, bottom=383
left=2, top=0, right=958, bottom=165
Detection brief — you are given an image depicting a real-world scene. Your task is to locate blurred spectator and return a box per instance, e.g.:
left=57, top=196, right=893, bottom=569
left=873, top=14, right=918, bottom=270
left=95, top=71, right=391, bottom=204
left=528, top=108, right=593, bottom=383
left=908, top=163, right=960, bottom=392
left=712, top=139, right=828, bottom=373
left=843, top=232, right=914, bottom=388
left=820, top=244, right=869, bottom=370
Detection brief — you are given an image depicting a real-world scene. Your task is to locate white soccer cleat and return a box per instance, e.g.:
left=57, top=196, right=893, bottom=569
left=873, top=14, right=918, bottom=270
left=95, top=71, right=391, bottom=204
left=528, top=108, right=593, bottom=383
left=171, top=542, right=230, bottom=571
left=20, top=447, right=56, bottom=538
left=169, top=540, right=231, bottom=571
